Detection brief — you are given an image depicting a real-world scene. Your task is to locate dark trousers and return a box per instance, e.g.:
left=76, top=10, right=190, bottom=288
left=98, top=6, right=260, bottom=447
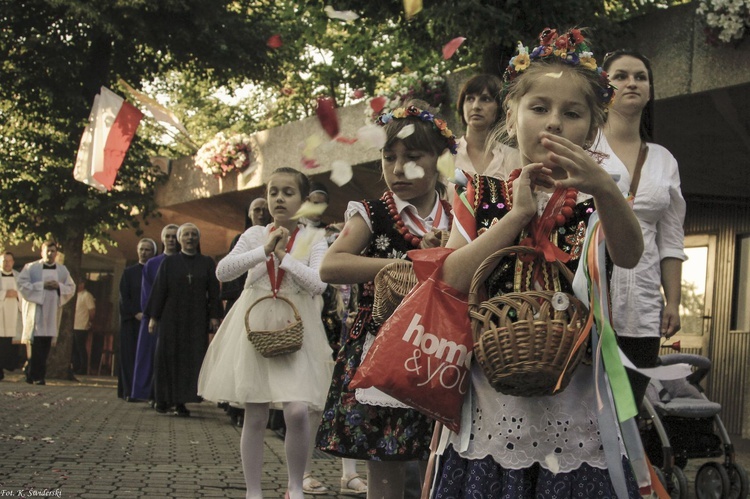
left=27, top=336, right=52, bottom=382
left=618, top=336, right=661, bottom=409
left=0, top=337, right=16, bottom=378
left=71, top=329, right=89, bottom=374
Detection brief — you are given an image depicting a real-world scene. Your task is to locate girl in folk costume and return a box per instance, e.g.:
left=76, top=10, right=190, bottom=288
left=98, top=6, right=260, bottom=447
left=316, top=99, right=455, bottom=498
left=431, top=29, right=647, bottom=497
left=198, top=167, right=333, bottom=499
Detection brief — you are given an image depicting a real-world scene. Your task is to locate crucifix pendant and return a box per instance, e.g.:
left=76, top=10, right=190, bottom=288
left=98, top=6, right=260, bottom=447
left=187, top=273, right=193, bottom=284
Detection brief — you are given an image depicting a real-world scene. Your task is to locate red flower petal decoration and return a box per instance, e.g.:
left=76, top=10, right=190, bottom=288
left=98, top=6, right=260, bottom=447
left=334, top=136, right=358, bottom=144
left=301, top=156, right=320, bottom=169
left=315, top=96, right=339, bottom=139
left=540, top=28, right=557, bottom=45
left=266, top=34, right=283, bottom=49
left=370, top=96, right=387, bottom=115
left=442, top=36, right=466, bottom=60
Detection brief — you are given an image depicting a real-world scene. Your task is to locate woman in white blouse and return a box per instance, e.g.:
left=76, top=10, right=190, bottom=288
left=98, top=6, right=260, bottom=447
left=595, top=49, right=687, bottom=407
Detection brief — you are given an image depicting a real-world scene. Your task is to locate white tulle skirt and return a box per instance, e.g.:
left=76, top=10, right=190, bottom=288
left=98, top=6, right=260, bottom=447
left=198, top=285, right=333, bottom=410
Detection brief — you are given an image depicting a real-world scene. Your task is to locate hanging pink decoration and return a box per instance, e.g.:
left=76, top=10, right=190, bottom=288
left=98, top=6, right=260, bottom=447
left=370, top=96, right=387, bottom=115
left=335, top=136, right=358, bottom=144
left=266, top=34, right=283, bottom=49
left=315, top=96, right=340, bottom=139
left=442, top=37, right=466, bottom=59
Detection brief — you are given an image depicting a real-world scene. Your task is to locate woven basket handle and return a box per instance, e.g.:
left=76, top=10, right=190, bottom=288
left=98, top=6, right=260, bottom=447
left=468, top=245, right=575, bottom=307
left=244, top=294, right=302, bottom=332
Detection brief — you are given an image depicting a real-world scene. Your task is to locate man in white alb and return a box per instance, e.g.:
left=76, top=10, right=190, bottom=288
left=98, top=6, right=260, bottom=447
left=18, top=241, right=75, bottom=384
left=0, top=252, right=22, bottom=380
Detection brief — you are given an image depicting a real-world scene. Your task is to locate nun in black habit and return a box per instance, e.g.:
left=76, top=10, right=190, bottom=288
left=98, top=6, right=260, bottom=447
left=147, top=223, right=222, bottom=416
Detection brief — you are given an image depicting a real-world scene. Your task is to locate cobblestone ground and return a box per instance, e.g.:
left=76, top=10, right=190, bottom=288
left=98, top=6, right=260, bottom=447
left=1, top=373, right=749, bottom=499
left=0, top=374, right=358, bottom=499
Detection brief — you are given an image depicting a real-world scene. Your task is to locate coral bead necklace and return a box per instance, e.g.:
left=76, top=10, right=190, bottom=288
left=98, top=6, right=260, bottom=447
left=506, top=168, right=578, bottom=263
left=383, top=191, right=452, bottom=247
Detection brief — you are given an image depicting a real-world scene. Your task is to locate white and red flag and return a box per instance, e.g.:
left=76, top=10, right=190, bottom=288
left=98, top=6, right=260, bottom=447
left=118, top=79, right=191, bottom=138
left=73, top=86, right=143, bottom=191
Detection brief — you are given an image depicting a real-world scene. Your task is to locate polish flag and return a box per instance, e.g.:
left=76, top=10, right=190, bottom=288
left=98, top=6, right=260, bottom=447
left=73, top=86, right=143, bottom=191
left=73, top=93, right=106, bottom=191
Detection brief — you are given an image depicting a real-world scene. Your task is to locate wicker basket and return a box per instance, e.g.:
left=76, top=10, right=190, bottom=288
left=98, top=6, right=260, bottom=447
left=372, top=260, right=417, bottom=324
left=244, top=295, right=303, bottom=358
left=469, top=246, right=589, bottom=397
left=371, top=230, right=450, bottom=324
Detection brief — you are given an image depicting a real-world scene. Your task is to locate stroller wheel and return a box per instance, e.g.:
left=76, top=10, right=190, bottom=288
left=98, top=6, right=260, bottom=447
left=696, top=462, right=731, bottom=499
left=669, top=467, right=689, bottom=499
left=656, top=466, right=689, bottom=499
left=726, top=463, right=749, bottom=499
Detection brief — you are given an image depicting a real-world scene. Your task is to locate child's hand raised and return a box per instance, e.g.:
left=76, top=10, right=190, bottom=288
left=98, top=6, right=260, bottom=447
left=264, top=229, right=285, bottom=256
left=539, top=132, right=612, bottom=197
left=273, top=227, right=291, bottom=260
left=510, top=164, right=542, bottom=221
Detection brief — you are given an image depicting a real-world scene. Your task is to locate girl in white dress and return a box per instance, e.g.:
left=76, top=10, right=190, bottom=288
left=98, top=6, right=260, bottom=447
left=198, top=167, right=333, bottom=499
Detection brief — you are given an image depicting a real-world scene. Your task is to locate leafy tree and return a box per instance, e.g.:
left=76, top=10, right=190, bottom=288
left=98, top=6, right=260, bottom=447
left=161, top=0, right=685, bottom=142
left=680, top=280, right=706, bottom=335
left=0, top=0, right=689, bottom=380
left=0, top=0, right=291, bottom=378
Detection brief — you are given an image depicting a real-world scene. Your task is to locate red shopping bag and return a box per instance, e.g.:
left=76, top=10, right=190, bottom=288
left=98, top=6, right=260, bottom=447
left=350, top=247, right=472, bottom=432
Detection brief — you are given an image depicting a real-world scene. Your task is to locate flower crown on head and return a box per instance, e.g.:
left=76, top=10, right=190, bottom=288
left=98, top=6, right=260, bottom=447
left=503, top=28, right=616, bottom=106
left=376, top=105, right=458, bottom=155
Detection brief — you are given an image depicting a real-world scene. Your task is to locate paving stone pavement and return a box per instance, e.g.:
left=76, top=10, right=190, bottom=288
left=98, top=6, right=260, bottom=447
left=0, top=374, right=362, bottom=499
left=2, top=373, right=750, bottom=499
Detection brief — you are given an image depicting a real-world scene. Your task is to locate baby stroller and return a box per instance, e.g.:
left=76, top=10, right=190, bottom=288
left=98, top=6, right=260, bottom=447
left=639, top=353, right=749, bottom=499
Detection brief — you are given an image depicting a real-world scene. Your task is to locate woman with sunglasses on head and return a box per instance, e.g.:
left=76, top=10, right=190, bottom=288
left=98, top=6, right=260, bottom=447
left=595, top=49, right=687, bottom=408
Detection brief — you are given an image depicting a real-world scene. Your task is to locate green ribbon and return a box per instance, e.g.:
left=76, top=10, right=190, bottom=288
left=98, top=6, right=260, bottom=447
left=583, top=222, right=637, bottom=423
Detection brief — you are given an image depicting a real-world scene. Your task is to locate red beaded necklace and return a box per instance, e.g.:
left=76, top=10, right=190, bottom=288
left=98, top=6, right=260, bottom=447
left=506, top=168, right=578, bottom=263
left=383, top=191, right=452, bottom=248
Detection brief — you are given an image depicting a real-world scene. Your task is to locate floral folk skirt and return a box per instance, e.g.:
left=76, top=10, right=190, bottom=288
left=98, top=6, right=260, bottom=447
left=432, top=444, right=641, bottom=498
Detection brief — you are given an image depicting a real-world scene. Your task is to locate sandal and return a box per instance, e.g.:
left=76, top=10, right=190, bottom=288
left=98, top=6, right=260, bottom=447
left=302, top=473, right=329, bottom=495
left=340, top=473, right=367, bottom=495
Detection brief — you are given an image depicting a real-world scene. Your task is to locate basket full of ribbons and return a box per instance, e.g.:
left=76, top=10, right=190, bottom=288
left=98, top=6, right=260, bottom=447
left=468, top=246, right=590, bottom=396
left=245, top=295, right=304, bottom=358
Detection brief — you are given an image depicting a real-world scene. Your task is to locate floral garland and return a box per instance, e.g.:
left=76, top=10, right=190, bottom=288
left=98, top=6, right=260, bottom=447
left=697, top=0, right=750, bottom=44
left=504, top=28, right=615, bottom=107
left=376, top=105, right=458, bottom=155
left=364, top=69, right=448, bottom=122
left=194, top=132, right=254, bottom=177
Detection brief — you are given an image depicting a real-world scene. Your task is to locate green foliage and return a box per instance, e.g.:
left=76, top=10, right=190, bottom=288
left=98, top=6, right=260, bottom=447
left=0, top=0, right=692, bottom=252
left=154, top=0, right=687, bottom=144
left=0, top=0, right=287, bottom=248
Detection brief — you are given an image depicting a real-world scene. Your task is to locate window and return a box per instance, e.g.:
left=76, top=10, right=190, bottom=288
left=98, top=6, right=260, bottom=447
left=731, top=235, right=750, bottom=331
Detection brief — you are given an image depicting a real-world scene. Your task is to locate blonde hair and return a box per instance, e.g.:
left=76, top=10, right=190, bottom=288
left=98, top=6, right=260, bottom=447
left=495, top=62, right=608, bottom=149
